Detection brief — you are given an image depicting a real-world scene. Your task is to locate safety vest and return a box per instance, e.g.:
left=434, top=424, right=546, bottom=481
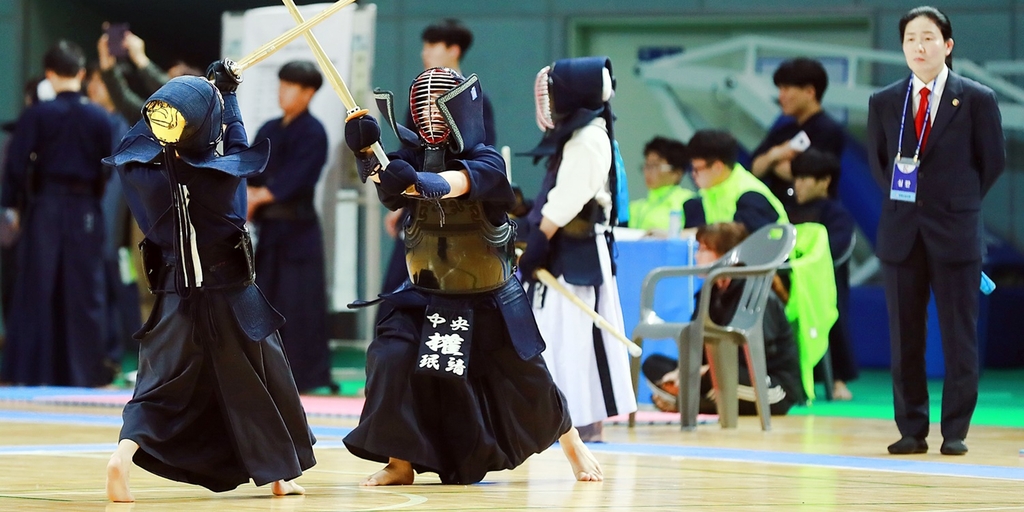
left=700, top=164, right=789, bottom=225
left=629, top=185, right=695, bottom=231
left=784, top=222, right=838, bottom=401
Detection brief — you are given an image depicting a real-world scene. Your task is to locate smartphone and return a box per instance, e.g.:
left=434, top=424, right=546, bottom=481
left=106, top=23, right=129, bottom=59
left=788, top=130, right=811, bottom=152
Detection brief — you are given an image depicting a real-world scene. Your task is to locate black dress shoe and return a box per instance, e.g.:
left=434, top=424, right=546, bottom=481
left=940, top=438, right=968, bottom=455
left=888, top=437, right=928, bottom=454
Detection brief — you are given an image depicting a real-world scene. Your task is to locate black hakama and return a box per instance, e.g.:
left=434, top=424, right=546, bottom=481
left=343, top=280, right=573, bottom=485
left=120, top=290, right=316, bottom=492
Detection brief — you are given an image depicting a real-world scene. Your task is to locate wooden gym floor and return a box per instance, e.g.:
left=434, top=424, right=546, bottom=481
left=2, top=400, right=1024, bottom=511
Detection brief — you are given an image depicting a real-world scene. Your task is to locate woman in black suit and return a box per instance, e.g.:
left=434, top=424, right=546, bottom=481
left=867, top=6, right=1005, bottom=456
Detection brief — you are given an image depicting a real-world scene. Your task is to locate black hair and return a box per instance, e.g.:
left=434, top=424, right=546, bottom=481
left=278, top=60, right=323, bottom=91
left=687, top=129, right=738, bottom=169
left=643, top=136, right=688, bottom=171
left=791, top=147, right=841, bottom=197
left=421, top=18, right=473, bottom=58
left=43, top=40, right=85, bottom=78
left=899, top=6, right=953, bottom=68
left=773, top=57, right=828, bottom=103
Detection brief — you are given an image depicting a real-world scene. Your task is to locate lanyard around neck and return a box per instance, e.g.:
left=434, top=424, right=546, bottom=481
left=896, top=74, right=938, bottom=162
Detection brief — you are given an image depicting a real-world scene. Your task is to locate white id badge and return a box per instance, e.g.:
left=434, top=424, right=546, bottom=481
left=890, top=157, right=919, bottom=202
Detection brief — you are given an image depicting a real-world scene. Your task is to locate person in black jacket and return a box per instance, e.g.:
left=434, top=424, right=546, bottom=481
left=868, top=6, right=1004, bottom=456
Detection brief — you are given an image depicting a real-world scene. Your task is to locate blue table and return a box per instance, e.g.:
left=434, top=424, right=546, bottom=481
left=614, top=238, right=698, bottom=404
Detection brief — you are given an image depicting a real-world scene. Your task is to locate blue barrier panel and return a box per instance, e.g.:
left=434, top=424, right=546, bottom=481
left=614, top=238, right=697, bottom=403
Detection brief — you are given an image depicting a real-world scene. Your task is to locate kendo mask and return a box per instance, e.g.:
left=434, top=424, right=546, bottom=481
left=409, top=67, right=486, bottom=172
left=534, top=56, right=615, bottom=131
left=143, top=76, right=223, bottom=154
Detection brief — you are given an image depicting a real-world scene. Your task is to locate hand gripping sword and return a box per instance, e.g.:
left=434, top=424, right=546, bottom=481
left=279, top=0, right=392, bottom=180
left=535, top=269, right=643, bottom=358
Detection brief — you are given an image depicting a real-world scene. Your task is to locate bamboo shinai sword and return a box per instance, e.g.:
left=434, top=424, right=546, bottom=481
left=230, top=0, right=358, bottom=75
left=280, top=0, right=393, bottom=181
left=535, top=269, right=643, bottom=358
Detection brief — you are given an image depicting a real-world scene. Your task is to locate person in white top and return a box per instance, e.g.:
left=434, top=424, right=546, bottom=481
left=519, top=56, right=637, bottom=442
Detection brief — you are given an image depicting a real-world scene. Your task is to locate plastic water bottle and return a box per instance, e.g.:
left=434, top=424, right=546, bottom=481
left=668, top=209, right=682, bottom=239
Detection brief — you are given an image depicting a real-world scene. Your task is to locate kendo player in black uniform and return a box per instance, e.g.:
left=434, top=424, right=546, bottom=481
left=101, top=63, right=315, bottom=502
left=343, top=67, right=603, bottom=486
left=1, top=41, right=113, bottom=387
left=248, top=61, right=333, bottom=393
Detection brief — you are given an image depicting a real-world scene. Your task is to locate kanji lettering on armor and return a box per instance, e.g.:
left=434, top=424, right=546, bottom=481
left=426, top=312, right=447, bottom=328
left=417, top=306, right=473, bottom=380
left=446, top=358, right=466, bottom=376
left=426, top=332, right=464, bottom=355
left=419, top=354, right=440, bottom=370
left=450, top=316, right=470, bottom=331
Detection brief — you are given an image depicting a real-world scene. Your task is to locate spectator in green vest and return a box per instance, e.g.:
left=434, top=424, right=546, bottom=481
left=682, top=129, right=788, bottom=234
left=628, top=136, right=694, bottom=235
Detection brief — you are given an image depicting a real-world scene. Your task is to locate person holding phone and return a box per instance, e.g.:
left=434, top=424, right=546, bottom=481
left=751, top=57, right=846, bottom=210
left=867, top=6, right=1005, bottom=456
left=97, top=24, right=169, bottom=124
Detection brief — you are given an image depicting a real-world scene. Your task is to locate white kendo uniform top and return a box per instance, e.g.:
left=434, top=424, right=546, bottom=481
left=533, top=116, right=638, bottom=428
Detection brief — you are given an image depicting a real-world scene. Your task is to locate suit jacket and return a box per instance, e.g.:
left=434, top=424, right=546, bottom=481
left=867, top=71, right=1005, bottom=263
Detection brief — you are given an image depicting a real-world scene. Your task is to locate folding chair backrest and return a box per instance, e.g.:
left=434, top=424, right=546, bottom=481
left=710, top=224, right=796, bottom=333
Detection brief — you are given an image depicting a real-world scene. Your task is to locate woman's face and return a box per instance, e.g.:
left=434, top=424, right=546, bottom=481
left=902, top=16, right=953, bottom=80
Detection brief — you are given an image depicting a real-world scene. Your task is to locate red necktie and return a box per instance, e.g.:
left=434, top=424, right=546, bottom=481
left=915, top=87, right=931, bottom=150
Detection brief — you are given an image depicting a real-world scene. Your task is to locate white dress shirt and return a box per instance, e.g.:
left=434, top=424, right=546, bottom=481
left=911, top=64, right=949, bottom=128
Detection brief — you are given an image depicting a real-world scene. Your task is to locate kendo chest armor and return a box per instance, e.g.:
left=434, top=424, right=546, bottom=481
left=405, top=199, right=515, bottom=293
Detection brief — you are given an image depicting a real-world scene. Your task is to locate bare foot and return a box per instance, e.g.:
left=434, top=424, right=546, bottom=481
left=559, top=428, right=603, bottom=482
left=105, top=452, right=134, bottom=502
left=271, top=479, right=305, bottom=496
left=833, top=380, right=853, bottom=401
left=360, top=458, right=414, bottom=486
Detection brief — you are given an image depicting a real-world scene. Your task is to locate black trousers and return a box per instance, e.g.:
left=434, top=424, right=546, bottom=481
left=882, top=235, right=981, bottom=441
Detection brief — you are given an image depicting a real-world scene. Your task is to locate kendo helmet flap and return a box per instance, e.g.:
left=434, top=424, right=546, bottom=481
left=545, top=56, right=614, bottom=122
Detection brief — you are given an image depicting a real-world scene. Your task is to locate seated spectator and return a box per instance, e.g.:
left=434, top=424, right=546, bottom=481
left=628, top=136, right=694, bottom=236
left=641, top=222, right=805, bottom=415
left=788, top=148, right=857, bottom=400
left=750, top=57, right=845, bottom=209
left=682, top=130, right=789, bottom=233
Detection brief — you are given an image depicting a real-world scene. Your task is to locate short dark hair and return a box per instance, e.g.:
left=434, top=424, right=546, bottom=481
left=687, top=129, right=738, bottom=169
left=899, top=6, right=953, bottom=68
left=43, top=40, right=85, bottom=78
left=643, top=136, right=688, bottom=171
left=773, top=57, right=828, bottom=103
left=278, top=60, right=323, bottom=91
left=791, top=147, right=841, bottom=197
left=422, top=18, right=473, bottom=57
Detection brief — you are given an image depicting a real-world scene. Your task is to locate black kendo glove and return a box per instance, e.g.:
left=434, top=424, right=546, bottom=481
left=345, top=114, right=384, bottom=182
left=378, top=160, right=418, bottom=196
left=206, top=59, right=242, bottom=94
left=414, top=172, right=451, bottom=200
left=517, top=227, right=550, bottom=279
left=344, top=114, right=381, bottom=153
